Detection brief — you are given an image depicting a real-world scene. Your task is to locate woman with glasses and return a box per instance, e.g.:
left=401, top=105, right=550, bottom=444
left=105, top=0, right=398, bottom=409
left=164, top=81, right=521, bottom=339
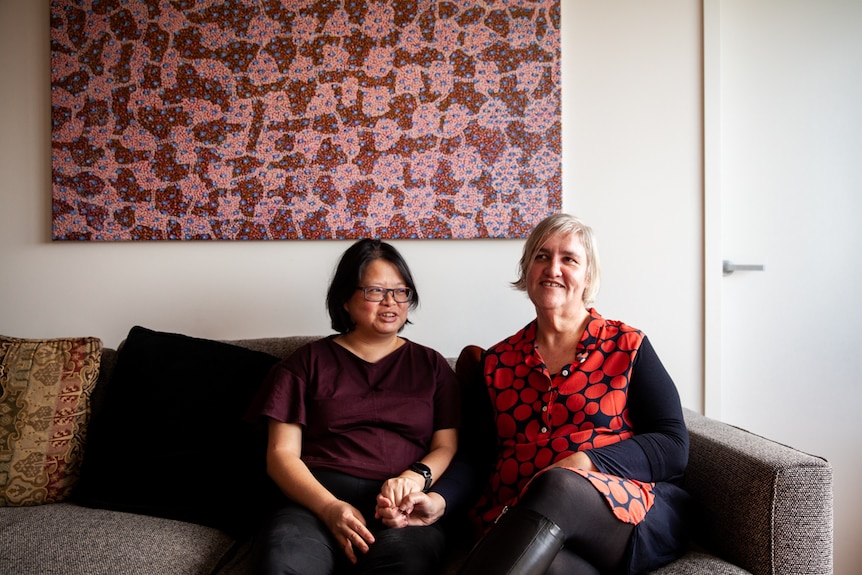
left=248, top=238, right=459, bottom=575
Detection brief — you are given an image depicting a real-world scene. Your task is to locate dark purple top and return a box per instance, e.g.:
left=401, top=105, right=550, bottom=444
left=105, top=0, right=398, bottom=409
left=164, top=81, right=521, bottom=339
left=249, top=336, right=460, bottom=481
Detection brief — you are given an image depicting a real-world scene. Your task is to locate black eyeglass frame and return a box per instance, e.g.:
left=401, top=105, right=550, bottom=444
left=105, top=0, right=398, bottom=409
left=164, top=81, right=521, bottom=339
left=356, top=286, right=413, bottom=303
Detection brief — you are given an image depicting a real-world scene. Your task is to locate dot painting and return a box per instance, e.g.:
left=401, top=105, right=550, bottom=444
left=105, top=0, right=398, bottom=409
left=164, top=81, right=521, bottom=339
left=50, top=0, right=561, bottom=241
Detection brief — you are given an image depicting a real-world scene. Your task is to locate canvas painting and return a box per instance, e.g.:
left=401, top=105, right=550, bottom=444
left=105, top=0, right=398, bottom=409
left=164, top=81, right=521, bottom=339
left=50, top=0, right=561, bottom=240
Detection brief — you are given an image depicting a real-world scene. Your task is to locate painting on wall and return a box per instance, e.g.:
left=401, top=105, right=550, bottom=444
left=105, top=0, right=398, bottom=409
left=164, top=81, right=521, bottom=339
left=50, top=1, right=560, bottom=240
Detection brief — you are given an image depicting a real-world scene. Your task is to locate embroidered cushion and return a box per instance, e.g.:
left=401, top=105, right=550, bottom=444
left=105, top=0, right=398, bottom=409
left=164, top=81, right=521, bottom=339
left=0, top=335, right=102, bottom=506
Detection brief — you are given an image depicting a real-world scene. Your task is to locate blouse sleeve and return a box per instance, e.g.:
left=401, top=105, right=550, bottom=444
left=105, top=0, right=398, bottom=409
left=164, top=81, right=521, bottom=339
left=585, top=336, right=689, bottom=483
left=244, top=345, right=310, bottom=426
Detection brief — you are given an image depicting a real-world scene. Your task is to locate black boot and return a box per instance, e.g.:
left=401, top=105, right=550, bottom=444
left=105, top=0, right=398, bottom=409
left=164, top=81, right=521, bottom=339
left=457, top=506, right=565, bottom=575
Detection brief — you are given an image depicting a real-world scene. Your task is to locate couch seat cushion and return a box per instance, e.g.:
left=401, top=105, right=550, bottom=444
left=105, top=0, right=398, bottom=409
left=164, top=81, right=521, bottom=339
left=0, top=502, right=238, bottom=575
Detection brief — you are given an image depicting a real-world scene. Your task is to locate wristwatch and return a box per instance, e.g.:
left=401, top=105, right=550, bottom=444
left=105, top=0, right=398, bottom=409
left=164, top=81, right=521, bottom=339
left=409, top=461, right=432, bottom=491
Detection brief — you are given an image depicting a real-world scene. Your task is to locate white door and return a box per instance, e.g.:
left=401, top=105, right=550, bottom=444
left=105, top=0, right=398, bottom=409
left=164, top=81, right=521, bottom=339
left=705, top=1, right=862, bottom=573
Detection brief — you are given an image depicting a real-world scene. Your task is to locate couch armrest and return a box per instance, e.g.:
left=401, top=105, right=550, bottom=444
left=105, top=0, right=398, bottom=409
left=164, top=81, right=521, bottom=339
left=682, top=408, right=833, bottom=575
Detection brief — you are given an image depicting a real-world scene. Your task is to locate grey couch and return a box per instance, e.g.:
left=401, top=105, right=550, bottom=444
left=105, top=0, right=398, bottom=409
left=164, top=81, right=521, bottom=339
left=0, top=335, right=833, bottom=575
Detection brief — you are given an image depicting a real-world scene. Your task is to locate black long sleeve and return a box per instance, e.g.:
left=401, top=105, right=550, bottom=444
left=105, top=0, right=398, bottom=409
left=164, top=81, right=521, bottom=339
left=585, top=336, right=689, bottom=483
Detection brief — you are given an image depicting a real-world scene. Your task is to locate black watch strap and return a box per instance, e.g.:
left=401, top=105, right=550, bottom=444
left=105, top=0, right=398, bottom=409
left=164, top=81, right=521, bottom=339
left=409, top=461, right=432, bottom=491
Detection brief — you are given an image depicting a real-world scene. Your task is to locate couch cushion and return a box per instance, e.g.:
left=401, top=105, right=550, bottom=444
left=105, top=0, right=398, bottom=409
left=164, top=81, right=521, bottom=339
left=0, top=335, right=102, bottom=506
left=74, top=326, right=280, bottom=536
left=650, top=551, right=752, bottom=574
left=0, top=502, right=239, bottom=575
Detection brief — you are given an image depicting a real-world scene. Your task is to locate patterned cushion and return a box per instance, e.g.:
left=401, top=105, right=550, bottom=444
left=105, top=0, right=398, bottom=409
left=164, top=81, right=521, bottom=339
left=0, top=336, right=102, bottom=506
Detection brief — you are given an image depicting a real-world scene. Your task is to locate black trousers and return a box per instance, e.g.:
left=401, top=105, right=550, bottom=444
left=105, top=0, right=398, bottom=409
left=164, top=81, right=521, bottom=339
left=255, top=470, right=446, bottom=575
left=517, top=468, right=634, bottom=575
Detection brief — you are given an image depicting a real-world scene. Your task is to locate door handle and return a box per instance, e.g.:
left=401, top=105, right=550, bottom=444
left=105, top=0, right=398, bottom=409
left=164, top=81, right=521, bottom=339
left=723, top=260, right=765, bottom=275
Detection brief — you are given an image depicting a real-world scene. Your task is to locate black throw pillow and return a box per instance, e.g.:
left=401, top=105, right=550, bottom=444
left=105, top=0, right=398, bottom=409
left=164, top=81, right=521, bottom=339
left=74, top=326, right=281, bottom=537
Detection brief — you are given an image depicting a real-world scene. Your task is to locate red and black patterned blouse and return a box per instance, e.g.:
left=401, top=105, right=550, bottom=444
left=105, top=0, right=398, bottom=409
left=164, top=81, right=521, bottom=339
left=471, top=309, right=690, bottom=534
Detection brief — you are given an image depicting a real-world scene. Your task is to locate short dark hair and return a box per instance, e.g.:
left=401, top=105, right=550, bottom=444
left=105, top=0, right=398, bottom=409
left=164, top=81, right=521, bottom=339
left=326, top=239, right=420, bottom=333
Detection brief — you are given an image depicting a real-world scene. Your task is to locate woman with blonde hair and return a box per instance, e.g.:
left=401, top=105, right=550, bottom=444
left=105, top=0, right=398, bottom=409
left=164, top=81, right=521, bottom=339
left=458, top=213, right=691, bottom=575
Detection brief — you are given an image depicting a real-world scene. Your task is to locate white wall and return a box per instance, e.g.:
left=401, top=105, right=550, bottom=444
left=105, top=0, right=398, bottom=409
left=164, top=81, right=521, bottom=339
left=567, top=1, right=703, bottom=413
left=0, top=0, right=704, bottom=412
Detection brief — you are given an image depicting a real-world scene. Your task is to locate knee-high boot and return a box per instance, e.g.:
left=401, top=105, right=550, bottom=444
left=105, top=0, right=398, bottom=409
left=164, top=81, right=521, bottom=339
left=457, top=506, right=565, bottom=575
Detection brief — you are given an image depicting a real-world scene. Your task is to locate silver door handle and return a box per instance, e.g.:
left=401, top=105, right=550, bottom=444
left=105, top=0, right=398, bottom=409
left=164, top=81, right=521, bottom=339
left=723, top=260, right=765, bottom=275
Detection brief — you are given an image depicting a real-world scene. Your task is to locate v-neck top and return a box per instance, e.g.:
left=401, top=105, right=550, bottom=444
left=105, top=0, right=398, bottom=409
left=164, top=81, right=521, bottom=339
left=249, top=336, right=460, bottom=480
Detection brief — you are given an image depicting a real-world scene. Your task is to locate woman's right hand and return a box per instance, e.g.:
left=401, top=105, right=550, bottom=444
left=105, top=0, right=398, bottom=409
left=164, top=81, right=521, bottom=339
left=320, top=499, right=376, bottom=564
left=268, top=420, right=375, bottom=563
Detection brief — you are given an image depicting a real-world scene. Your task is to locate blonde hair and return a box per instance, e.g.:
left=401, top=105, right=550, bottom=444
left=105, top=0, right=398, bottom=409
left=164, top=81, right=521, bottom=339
left=512, top=213, right=601, bottom=306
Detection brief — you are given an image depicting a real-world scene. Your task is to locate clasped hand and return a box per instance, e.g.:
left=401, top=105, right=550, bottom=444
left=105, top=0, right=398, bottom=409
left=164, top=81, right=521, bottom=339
left=375, top=475, right=445, bottom=528
left=323, top=475, right=445, bottom=563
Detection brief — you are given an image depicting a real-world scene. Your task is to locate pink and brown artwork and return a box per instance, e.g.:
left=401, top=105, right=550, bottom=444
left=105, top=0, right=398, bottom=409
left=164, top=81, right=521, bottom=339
left=50, top=0, right=561, bottom=241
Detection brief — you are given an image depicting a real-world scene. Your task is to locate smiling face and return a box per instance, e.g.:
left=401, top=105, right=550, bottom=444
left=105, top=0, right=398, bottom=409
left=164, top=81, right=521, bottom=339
left=526, top=231, right=591, bottom=316
left=343, top=258, right=409, bottom=338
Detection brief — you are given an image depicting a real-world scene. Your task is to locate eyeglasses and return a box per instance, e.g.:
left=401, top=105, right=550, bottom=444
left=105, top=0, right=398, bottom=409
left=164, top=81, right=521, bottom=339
left=356, top=286, right=413, bottom=303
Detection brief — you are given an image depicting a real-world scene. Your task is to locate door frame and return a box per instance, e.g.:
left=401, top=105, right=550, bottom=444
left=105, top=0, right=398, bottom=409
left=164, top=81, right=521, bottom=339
left=703, top=0, right=721, bottom=418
